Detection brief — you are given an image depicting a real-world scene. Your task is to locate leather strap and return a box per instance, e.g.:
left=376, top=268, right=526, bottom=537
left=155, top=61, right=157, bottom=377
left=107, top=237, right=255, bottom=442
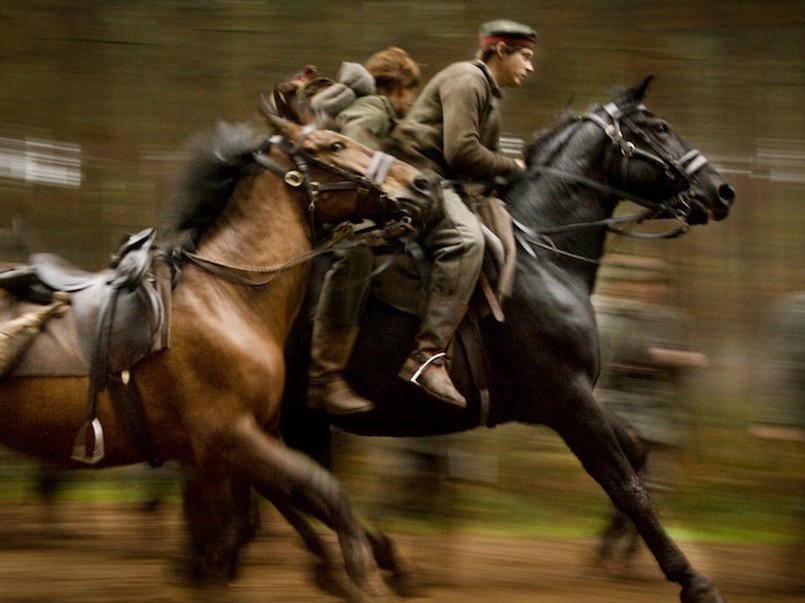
left=458, top=315, right=493, bottom=427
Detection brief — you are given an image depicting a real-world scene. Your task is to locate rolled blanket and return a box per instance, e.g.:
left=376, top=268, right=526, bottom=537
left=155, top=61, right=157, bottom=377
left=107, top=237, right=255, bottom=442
left=337, top=61, right=376, bottom=97
left=0, top=292, right=69, bottom=376
left=310, top=62, right=376, bottom=116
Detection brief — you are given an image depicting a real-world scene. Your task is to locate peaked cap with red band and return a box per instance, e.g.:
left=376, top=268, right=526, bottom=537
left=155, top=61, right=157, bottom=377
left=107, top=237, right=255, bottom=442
left=478, top=19, right=538, bottom=50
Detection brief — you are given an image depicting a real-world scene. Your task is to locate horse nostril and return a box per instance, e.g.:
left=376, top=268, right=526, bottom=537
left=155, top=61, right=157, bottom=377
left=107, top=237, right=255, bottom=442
left=411, top=176, right=431, bottom=195
left=718, top=184, right=736, bottom=206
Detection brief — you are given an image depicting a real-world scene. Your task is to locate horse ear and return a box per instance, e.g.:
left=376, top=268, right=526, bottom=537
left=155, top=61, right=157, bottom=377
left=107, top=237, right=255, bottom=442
left=260, top=94, right=311, bottom=142
left=265, top=112, right=303, bottom=141
left=617, top=74, right=654, bottom=107
left=635, top=74, right=654, bottom=101
left=260, top=92, right=280, bottom=119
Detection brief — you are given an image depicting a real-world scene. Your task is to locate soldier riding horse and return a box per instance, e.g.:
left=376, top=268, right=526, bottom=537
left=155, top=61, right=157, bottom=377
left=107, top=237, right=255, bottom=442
left=272, top=76, right=735, bottom=603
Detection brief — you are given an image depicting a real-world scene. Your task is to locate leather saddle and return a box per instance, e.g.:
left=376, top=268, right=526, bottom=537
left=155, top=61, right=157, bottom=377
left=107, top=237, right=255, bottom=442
left=371, top=193, right=517, bottom=321
left=0, top=227, right=171, bottom=376
left=362, top=194, right=517, bottom=428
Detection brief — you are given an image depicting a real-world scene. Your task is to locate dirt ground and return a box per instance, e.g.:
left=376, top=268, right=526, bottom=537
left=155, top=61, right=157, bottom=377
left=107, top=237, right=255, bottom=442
left=0, top=500, right=801, bottom=603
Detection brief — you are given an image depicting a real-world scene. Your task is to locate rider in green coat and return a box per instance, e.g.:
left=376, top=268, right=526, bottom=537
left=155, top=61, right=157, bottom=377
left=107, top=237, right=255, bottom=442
left=306, top=47, right=421, bottom=414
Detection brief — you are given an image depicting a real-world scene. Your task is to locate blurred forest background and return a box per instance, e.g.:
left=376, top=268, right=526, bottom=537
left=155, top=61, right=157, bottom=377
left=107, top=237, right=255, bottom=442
left=0, top=0, right=802, bottom=561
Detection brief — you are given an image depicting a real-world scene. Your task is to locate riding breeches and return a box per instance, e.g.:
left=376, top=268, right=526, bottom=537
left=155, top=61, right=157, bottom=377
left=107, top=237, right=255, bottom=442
left=418, top=186, right=485, bottom=304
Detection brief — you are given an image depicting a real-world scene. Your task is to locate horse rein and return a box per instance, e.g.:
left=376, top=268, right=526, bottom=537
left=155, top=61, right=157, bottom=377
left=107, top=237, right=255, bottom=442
left=514, top=100, right=715, bottom=264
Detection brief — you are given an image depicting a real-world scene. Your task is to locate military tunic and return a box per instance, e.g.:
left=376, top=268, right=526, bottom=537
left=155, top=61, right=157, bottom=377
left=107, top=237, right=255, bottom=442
left=392, top=60, right=521, bottom=181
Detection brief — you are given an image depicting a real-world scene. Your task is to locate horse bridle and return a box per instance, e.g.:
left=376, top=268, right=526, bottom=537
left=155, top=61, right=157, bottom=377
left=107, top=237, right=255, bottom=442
left=252, top=128, right=400, bottom=240
left=523, top=100, right=714, bottom=241
left=514, top=100, right=715, bottom=264
left=583, top=101, right=710, bottom=224
left=175, top=128, right=411, bottom=286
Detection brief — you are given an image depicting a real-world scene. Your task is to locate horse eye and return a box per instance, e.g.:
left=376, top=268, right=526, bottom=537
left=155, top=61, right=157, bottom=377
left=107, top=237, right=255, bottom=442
left=655, top=121, right=669, bottom=134
left=329, top=141, right=346, bottom=152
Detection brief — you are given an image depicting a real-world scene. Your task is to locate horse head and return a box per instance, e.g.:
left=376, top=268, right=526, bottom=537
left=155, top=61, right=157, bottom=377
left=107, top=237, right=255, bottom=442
left=267, top=114, right=437, bottom=227
left=583, top=75, right=735, bottom=226
left=266, top=66, right=339, bottom=128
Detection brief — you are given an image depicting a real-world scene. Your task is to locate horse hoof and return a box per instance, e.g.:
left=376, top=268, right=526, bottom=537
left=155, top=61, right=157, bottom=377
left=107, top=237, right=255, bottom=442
left=680, top=575, right=726, bottom=603
left=386, top=569, right=426, bottom=598
left=313, top=560, right=350, bottom=598
left=167, top=556, right=227, bottom=589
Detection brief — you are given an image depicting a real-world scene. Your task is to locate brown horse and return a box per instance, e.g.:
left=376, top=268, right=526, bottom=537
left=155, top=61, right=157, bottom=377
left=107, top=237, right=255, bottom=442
left=0, top=116, right=437, bottom=600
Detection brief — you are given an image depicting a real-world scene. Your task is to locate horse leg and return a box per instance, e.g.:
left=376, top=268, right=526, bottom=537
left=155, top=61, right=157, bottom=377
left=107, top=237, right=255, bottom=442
left=280, top=403, right=415, bottom=591
left=218, top=478, right=261, bottom=580
left=208, top=417, right=385, bottom=602
left=266, top=490, right=364, bottom=600
left=598, top=414, right=650, bottom=566
left=179, top=466, right=259, bottom=585
left=551, top=401, right=725, bottom=603
left=263, top=483, right=419, bottom=597
left=270, top=488, right=331, bottom=561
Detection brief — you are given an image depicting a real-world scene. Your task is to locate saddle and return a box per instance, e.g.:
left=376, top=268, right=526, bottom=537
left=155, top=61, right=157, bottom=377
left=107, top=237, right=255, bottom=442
left=0, top=228, right=171, bottom=376
left=367, top=194, right=517, bottom=427
left=371, top=192, right=517, bottom=321
left=0, top=228, right=172, bottom=465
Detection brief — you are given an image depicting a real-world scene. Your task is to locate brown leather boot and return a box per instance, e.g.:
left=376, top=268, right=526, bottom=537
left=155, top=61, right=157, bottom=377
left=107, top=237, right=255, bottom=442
left=307, top=322, right=374, bottom=415
left=398, top=293, right=468, bottom=408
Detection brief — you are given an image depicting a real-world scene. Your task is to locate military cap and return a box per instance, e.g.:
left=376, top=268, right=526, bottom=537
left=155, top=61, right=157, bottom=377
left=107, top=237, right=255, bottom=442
left=478, top=19, right=538, bottom=49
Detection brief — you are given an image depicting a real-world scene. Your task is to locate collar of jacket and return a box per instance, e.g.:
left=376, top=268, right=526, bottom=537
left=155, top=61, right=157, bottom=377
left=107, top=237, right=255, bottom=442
left=471, top=59, right=504, bottom=101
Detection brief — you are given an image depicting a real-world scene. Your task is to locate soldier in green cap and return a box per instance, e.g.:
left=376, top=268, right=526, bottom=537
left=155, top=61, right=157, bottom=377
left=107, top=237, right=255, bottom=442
left=388, top=19, right=537, bottom=408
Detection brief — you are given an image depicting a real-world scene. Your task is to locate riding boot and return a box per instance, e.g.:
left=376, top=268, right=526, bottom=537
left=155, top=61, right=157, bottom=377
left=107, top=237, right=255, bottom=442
left=307, top=321, right=374, bottom=415
left=398, top=293, right=468, bottom=408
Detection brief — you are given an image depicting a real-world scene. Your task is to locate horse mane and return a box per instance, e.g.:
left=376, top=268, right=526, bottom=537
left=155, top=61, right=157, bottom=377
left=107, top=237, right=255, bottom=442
left=165, top=121, right=265, bottom=239
left=508, top=78, right=654, bottom=229
left=523, top=112, right=582, bottom=168
left=522, top=78, right=651, bottom=170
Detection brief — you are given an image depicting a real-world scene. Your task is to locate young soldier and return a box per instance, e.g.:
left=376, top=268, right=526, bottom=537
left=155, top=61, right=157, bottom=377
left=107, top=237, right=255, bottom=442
left=307, top=48, right=421, bottom=414
left=388, top=19, right=536, bottom=407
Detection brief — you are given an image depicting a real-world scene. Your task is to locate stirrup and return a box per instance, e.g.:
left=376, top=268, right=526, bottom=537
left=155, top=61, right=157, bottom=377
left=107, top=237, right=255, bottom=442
left=408, top=351, right=447, bottom=385
left=400, top=352, right=466, bottom=408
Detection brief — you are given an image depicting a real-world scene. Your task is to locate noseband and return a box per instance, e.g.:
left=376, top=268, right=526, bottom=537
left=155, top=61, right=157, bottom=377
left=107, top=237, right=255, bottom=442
left=583, top=102, right=709, bottom=223
left=252, top=128, right=399, bottom=239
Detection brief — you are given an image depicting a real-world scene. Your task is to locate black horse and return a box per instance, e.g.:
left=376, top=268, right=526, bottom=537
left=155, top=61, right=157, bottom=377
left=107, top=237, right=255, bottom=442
left=188, top=77, right=735, bottom=602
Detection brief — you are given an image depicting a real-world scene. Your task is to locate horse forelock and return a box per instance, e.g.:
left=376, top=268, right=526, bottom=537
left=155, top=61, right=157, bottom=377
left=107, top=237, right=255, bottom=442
left=166, top=122, right=264, bottom=238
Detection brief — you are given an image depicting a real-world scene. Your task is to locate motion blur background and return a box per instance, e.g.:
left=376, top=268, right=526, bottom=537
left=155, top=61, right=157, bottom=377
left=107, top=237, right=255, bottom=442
left=0, top=0, right=802, bottom=597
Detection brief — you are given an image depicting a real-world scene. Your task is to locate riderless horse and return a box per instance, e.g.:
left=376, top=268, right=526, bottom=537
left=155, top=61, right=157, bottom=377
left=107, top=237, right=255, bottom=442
left=0, top=116, right=437, bottom=601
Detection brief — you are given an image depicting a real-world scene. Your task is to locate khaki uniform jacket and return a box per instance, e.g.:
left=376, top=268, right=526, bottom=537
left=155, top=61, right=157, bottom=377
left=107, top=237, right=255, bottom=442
left=338, top=95, right=399, bottom=151
left=391, top=60, right=521, bottom=181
